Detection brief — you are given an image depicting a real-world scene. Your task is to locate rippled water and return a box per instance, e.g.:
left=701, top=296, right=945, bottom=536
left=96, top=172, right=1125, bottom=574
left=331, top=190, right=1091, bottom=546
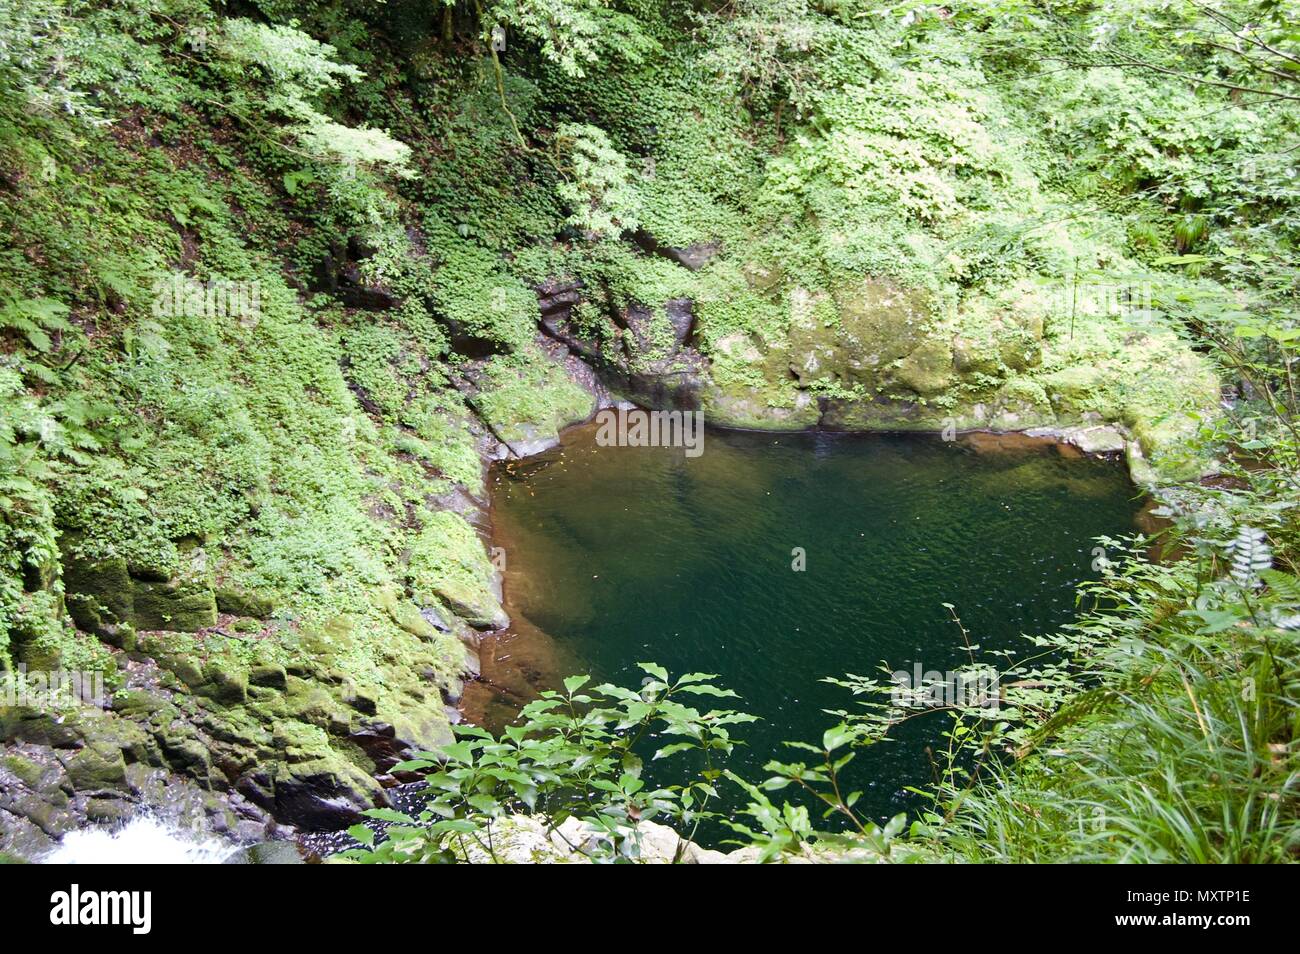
left=472, top=424, right=1142, bottom=826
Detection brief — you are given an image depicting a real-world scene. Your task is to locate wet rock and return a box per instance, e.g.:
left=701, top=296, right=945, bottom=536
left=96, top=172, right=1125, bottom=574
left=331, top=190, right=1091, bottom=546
left=0, top=810, right=56, bottom=859
left=632, top=230, right=720, bottom=271
left=350, top=706, right=453, bottom=774
left=224, top=840, right=305, bottom=864
left=503, top=423, right=561, bottom=458
left=158, top=734, right=213, bottom=782
left=270, top=758, right=385, bottom=831
left=84, top=796, right=134, bottom=824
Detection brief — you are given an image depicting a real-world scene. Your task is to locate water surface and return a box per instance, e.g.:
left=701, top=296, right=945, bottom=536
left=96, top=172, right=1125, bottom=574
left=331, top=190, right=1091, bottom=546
left=470, top=424, right=1141, bottom=826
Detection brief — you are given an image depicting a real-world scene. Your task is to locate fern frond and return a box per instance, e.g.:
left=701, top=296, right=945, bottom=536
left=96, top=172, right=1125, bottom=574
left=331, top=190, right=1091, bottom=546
left=1226, top=526, right=1271, bottom=588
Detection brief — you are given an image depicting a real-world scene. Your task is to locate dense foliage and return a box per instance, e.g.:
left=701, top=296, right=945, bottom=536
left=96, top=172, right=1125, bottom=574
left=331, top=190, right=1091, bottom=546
left=0, top=0, right=1296, bottom=861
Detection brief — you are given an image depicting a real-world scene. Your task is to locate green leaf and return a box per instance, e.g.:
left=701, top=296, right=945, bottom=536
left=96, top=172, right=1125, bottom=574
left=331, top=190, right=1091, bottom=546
left=637, top=662, right=669, bottom=682
left=466, top=793, right=500, bottom=814
left=677, top=683, right=739, bottom=698
left=823, top=724, right=855, bottom=752
left=346, top=824, right=375, bottom=846
left=563, top=674, right=591, bottom=694
left=653, top=742, right=695, bottom=760
left=362, top=808, right=417, bottom=824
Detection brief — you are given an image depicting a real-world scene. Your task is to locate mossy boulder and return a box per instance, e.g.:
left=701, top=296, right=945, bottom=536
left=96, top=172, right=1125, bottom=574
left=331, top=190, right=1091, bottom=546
left=471, top=345, right=597, bottom=450
left=49, top=714, right=151, bottom=792
left=376, top=587, right=441, bottom=641
left=281, top=680, right=356, bottom=737
left=1039, top=365, right=1112, bottom=419
left=133, top=578, right=218, bottom=631
left=195, top=661, right=249, bottom=705
left=784, top=280, right=931, bottom=390
left=214, top=586, right=275, bottom=619
left=0, top=706, right=84, bottom=748
left=249, top=664, right=287, bottom=690
left=111, top=689, right=167, bottom=718
left=894, top=336, right=956, bottom=398
left=62, top=533, right=218, bottom=634
left=408, top=512, right=507, bottom=630
left=269, top=754, right=386, bottom=831
left=1, top=753, right=50, bottom=790
left=62, top=743, right=128, bottom=791
left=59, top=537, right=134, bottom=634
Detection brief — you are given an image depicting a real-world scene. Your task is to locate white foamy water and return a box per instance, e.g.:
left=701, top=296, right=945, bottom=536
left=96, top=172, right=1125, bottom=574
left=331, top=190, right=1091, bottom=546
left=44, top=817, right=238, bottom=864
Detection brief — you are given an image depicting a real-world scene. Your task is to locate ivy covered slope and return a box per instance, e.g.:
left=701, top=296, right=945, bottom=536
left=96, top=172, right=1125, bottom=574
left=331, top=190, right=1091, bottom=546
left=465, top=0, right=1225, bottom=481
left=0, top=0, right=602, bottom=854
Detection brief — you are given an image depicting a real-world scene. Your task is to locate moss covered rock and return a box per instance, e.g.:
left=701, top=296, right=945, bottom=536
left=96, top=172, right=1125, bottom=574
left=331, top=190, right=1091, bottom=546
left=783, top=280, right=931, bottom=390
left=59, top=536, right=134, bottom=634
left=408, top=512, right=507, bottom=629
left=133, top=579, right=218, bottom=632
left=895, top=336, right=956, bottom=398
left=214, top=586, right=275, bottom=620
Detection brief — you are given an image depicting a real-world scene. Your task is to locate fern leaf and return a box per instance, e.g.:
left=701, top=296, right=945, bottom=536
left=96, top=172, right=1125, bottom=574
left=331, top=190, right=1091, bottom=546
left=1227, top=526, right=1272, bottom=588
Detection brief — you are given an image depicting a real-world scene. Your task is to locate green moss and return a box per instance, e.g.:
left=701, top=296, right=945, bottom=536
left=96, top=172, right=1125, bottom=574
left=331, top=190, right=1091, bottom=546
left=1, top=753, right=47, bottom=789
left=473, top=346, right=595, bottom=446
left=59, top=535, right=133, bottom=634
left=895, top=336, right=956, bottom=399
left=408, top=512, right=506, bottom=629
left=214, top=586, right=275, bottom=619
left=133, top=580, right=218, bottom=632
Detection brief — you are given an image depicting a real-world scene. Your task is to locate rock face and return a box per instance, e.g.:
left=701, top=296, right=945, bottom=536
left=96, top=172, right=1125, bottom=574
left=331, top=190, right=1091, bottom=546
left=2, top=549, right=479, bottom=855
left=632, top=230, right=720, bottom=271
left=312, top=235, right=398, bottom=311
left=60, top=534, right=227, bottom=641
left=536, top=269, right=1048, bottom=438
left=0, top=709, right=283, bottom=860
left=531, top=236, right=1218, bottom=485
left=537, top=279, right=710, bottom=412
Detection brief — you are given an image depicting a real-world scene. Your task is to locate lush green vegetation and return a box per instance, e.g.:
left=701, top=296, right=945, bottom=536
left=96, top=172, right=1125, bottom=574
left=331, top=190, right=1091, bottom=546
left=0, top=0, right=1296, bottom=861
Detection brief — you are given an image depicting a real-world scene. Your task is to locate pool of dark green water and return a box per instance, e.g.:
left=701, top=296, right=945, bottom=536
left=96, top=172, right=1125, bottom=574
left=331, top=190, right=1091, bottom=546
left=470, top=423, right=1143, bottom=829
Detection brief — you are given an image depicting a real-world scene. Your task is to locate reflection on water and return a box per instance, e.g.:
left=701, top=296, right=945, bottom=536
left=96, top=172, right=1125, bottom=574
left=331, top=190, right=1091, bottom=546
left=468, top=424, right=1142, bottom=823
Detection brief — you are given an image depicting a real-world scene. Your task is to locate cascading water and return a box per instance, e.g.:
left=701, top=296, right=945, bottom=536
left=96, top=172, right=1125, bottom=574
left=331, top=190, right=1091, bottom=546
left=43, top=817, right=240, bottom=865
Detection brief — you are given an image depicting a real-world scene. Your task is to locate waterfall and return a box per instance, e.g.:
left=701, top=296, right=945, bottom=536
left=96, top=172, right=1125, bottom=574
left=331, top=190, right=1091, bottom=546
left=43, top=817, right=239, bottom=865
